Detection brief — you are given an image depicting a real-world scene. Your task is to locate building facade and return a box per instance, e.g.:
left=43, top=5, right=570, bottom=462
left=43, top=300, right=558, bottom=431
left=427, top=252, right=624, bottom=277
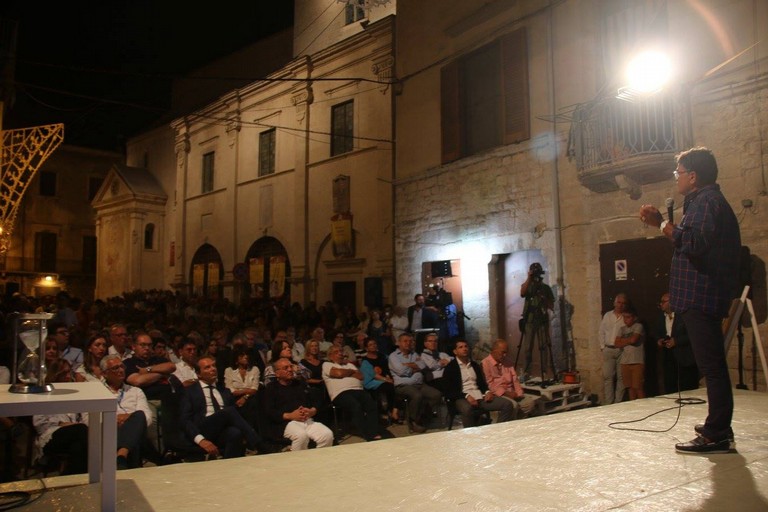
left=394, top=0, right=768, bottom=397
left=104, top=0, right=397, bottom=316
left=2, top=144, right=122, bottom=300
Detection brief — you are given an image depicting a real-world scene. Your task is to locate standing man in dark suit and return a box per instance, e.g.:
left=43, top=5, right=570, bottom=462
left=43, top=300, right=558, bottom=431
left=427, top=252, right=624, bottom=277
left=180, top=356, right=263, bottom=459
left=654, top=293, right=699, bottom=394
left=407, top=293, right=439, bottom=353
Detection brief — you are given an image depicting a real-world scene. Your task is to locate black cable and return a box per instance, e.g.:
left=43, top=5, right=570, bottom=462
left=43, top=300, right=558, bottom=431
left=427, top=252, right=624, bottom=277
left=607, top=354, right=706, bottom=433
left=0, top=478, right=47, bottom=511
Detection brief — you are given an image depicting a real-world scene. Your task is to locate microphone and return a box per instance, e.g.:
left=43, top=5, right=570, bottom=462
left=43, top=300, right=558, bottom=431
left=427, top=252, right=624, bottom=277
left=665, top=197, right=674, bottom=224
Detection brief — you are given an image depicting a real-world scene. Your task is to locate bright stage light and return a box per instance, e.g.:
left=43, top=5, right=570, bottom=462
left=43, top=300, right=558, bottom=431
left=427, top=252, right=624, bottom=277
left=626, top=51, right=672, bottom=92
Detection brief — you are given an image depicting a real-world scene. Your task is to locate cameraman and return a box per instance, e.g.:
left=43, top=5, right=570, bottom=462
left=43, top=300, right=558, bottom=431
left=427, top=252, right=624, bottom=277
left=520, top=262, right=555, bottom=379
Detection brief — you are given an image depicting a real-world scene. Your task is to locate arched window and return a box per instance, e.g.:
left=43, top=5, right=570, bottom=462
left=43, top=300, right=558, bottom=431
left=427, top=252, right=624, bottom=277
left=144, top=223, right=155, bottom=250
left=243, top=236, right=290, bottom=304
left=189, top=243, right=224, bottom=298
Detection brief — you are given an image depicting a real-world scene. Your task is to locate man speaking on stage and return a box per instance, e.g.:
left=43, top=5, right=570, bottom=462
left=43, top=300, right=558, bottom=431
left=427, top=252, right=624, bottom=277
left=639, top=146, right=741, bottom=454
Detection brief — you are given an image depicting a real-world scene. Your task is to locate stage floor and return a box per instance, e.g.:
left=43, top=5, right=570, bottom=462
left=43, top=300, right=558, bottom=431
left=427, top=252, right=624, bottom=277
left=4, top=388, right=768, bottom=511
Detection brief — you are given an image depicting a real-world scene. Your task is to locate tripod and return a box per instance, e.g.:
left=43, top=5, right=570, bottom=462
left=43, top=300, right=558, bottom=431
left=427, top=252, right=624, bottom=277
left=514, top=319, right=557, bottom=385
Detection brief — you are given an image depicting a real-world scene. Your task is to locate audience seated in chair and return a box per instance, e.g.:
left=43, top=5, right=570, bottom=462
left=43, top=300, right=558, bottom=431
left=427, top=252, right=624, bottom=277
left=322, top=346, right=382, bottom=441
left=419, top=333, right=452, bottom=394
left=125, top=333, right=177, bottom=401
left=180, top=356, right=264, bottom=459
left=481, top=339, right=540, bottom=419
left=359, top=338, right=400, bottom=424
left=32, top=359, right=89, bottom=475
left=172, top=338, right=199, bottom=388
left=224, top=349, right=261, bottom=428
left=389, top=333, right=442, bottom=433
left=444, top=341, right=515, bottom=428
left=74, top=333, right=108, bottom=382
left=262, top=357, right=333, bottom=451
left=101, top=355, right=154, bottom=469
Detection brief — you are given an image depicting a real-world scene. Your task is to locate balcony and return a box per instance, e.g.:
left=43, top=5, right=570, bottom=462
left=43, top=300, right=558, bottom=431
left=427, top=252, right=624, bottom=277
left=570, top=94, right=685, bottom=197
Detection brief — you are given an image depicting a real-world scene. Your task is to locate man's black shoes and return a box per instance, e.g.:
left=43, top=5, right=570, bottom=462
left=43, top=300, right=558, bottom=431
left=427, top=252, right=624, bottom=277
left=675, top=435, right=736, bottom=454
left=694, top=423, right=734, bottom=441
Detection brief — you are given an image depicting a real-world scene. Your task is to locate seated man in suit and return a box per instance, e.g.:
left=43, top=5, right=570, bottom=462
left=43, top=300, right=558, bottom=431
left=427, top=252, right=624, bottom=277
left=322, top=346, right=382, bottom=441
left=180, top=356, right=263, bottom=458
left=481, top=339, right=540, bottom=419
left=444, top=340, right=515, bottom=428
left=262, top=357, right=334, bottom=451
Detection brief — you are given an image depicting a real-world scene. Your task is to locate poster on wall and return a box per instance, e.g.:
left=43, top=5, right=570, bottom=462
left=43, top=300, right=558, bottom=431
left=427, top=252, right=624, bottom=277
left=331, top=212, right=353, bottom=257
left=269, top=255, right=286, bottom=298
left=207, top=262, right=220, bottom=292
left=250, top=257, right=265, bottom=297
left=193, top=263, right=205, bottom=294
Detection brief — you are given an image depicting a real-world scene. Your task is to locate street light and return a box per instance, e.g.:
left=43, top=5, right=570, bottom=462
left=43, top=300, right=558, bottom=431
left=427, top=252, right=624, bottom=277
left=617, top=50, right=673, bottom=101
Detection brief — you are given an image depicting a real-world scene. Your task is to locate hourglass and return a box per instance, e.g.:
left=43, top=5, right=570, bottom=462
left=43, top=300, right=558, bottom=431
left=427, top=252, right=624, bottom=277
left=9, top=312, right=54, bottom=393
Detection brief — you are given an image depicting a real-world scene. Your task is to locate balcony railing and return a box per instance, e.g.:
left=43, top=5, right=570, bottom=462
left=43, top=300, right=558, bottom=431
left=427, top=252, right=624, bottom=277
left=570, top=94, right=683, bottom=193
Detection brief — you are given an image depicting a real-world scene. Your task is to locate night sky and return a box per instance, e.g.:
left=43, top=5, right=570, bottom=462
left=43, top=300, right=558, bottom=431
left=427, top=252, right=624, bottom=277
left=0, top=1, right=294, bottom=151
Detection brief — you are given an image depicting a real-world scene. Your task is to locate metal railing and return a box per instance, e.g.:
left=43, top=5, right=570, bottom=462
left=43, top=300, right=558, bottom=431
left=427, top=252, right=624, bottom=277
left=572, top=95, right=678, bottom=172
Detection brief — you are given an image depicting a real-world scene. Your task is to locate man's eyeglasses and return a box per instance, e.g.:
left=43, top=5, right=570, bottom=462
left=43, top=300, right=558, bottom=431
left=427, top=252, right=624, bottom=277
left=56, top=330, right=69, bottom=336
left=673, top=168, right=691, bottom=179
left=106, top=364, right=125, bottom=373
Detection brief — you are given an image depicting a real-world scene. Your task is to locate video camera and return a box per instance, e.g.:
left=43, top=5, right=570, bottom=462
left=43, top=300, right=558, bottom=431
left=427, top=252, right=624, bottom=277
left=529, top=262, right=545, bottom=280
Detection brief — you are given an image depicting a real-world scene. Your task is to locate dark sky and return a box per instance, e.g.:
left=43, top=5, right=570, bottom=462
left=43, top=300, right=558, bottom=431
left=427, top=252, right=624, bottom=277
left=0, top=1, right=294, bottom=151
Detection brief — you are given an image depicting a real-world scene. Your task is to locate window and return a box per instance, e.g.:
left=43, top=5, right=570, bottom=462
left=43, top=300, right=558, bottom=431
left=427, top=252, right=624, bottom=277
left=82, top=235, right=97, bottom=274
left=441, top=27, right=529, bottom=163
left=144, top=223, right=155, bottom=250
left=88, top=177, right=104, bottom=201
left=39, top=171, right=57, bottom=196
left=331, top=100, right=354, bottom=156
left=34, top=232, right=57, bottom=272
left=258, top=129, right=276, bottom=177
left=345, top=0, right=365, bottom=24
left=202, top=151, right=215, bottom=193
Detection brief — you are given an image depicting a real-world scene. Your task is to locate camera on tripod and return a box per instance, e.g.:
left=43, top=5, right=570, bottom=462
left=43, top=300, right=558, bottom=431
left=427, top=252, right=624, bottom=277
left=529, top=262, right=545, bottom=280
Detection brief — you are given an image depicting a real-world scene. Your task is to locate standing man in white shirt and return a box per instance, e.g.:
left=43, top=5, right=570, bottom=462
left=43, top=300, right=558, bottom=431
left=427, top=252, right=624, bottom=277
left=599, top=293, right=628, bottom=404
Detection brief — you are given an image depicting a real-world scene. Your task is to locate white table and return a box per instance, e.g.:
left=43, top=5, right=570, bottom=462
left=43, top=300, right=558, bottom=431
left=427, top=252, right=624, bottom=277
left=0, top=381, right=117, bottom=512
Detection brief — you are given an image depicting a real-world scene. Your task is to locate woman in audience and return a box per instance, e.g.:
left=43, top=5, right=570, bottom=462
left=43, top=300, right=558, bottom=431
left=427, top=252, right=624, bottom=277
left=224, top=349, right=261, bottom=426
left=360, top=338, right=400, bottom=424
left=263, top=340, right=307, bottom=385
left=44, top=338, right=60, bottom=368
left=299, top=339, right=324, bottom=391
left=224, top=350, right=260, bottom=402
left=330, top=330, right=356, bottom=363
left=203, top=338, right=218, bottom=360
left=366, top=309, right=392, bottom=355
left=75, top=333, right=108, bottom=382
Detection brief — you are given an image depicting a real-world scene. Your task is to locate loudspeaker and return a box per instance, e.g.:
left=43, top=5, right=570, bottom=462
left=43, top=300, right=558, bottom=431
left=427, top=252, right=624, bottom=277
left=431, top=260, right=452, bottom=277
left=740, top=246, right=752, bottom=294
left=364, top=277, right=383, bottom=309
